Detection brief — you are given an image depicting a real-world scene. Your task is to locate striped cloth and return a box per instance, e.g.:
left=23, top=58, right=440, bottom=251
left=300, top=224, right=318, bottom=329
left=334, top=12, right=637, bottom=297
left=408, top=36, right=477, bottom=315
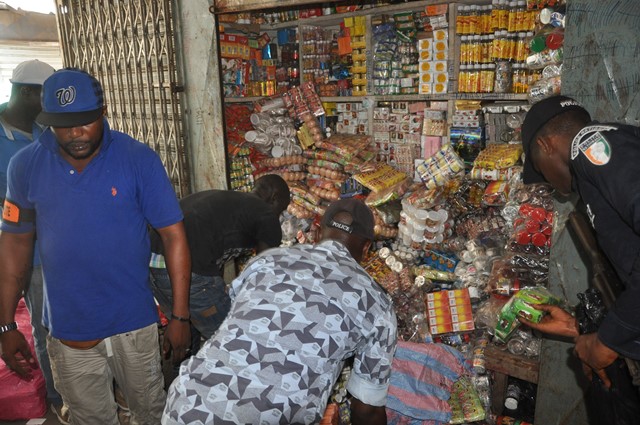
left=149, top=252, right=166, bottom=269
left=386, top=340, right=469, bottom=425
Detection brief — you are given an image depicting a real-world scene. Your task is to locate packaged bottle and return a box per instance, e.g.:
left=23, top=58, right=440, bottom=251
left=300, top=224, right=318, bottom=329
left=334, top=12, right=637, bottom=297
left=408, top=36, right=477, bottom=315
left=529, top=25, right=554, bottom=53
left=528, top=75, right=561, bottom=103
left=494, top=61, right=513, bottom=93
left=525, top=47, right=562, bottom=69
left=545, top=29, right=564, bottom=50
left=472, top=334, right=489, bottom=374
left=491, top=0, right=501, bottom=31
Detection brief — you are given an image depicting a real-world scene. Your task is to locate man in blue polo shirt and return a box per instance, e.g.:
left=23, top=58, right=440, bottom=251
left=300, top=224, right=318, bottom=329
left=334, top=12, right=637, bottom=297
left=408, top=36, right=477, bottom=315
left=0, top=68, right=191, bottom=425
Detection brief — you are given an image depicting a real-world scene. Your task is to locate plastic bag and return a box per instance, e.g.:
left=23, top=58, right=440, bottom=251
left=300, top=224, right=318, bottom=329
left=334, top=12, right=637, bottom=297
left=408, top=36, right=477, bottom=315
left=0, top=299, right=47, bottom=420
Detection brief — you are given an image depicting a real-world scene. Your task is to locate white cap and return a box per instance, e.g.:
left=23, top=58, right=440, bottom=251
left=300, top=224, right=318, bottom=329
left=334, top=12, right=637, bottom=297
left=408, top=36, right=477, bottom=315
left=10, top=60, right=55, bottom=85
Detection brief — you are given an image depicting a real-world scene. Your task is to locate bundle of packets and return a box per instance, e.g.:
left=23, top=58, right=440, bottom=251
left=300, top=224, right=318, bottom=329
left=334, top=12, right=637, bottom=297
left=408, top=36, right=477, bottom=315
left=448, top=376, right=486, bottom=424
left=415, top=144, right=465, bottom=189
left=494, top=286, right=562, bottom=342
left=425, top=289, right=475, bottom=335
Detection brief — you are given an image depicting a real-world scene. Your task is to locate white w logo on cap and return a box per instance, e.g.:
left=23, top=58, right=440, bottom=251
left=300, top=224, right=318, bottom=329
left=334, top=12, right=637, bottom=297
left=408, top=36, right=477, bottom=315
left=55, top=86, right=76, bottom=107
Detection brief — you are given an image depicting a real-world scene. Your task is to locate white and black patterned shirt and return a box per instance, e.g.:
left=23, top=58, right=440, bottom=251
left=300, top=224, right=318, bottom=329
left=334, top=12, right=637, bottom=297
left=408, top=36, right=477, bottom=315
left=163, top=240, right=398, bottom=425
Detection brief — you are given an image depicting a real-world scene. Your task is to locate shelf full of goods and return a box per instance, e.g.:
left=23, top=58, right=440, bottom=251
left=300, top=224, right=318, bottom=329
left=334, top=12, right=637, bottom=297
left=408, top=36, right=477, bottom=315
left=220, top=1, right=567, bottom=424
left=218, top=0, right=565, bottom=104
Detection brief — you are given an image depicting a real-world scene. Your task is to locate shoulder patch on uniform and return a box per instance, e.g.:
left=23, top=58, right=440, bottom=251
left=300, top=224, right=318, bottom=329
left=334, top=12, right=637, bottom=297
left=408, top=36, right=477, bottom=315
left=570, top=125, right=617, bottom=160
left=579, top=132, right=611, bottom=165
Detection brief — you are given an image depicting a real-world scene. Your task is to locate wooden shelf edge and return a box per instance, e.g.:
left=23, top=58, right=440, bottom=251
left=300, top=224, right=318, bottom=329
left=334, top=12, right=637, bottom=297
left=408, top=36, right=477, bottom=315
left=484, top=344, right=540, bottom=384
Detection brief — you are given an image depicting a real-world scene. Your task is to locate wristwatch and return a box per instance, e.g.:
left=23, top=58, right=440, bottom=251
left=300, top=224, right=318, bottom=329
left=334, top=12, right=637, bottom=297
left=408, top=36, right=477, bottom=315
left=0, top=322, right=18, bottom=335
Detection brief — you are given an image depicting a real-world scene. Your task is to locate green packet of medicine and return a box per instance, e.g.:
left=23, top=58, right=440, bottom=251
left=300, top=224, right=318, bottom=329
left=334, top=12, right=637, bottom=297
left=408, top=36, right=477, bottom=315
left=494, top=286, right=562, bottom=343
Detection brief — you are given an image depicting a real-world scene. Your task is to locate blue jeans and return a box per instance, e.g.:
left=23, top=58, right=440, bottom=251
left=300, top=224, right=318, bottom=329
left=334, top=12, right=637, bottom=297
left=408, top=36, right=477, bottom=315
left=23, top=265, right=62, bottom=405
left=149, top=268, right=230, bottom=339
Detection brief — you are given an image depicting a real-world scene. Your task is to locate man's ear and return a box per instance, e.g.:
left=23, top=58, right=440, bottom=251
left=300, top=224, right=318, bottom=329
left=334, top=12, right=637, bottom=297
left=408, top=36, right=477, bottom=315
left=360, top=240, right=372, bottom=261
left=536, top=135, right=554, bottom=156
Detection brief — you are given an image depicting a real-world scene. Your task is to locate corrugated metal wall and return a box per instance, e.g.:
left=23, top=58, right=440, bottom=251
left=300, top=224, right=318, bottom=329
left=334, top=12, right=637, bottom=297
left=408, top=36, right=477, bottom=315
left=54, top=0, right=190, bottom=197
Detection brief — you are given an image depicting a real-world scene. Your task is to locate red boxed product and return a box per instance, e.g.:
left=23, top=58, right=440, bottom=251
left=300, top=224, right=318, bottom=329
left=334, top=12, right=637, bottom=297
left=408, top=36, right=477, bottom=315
left=0, top=298, right=47, bottom=420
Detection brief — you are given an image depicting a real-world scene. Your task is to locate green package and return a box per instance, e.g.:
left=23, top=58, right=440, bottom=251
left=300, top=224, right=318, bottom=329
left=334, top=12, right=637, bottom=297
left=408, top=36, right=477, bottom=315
left=494, top=286, right=562, bottom=342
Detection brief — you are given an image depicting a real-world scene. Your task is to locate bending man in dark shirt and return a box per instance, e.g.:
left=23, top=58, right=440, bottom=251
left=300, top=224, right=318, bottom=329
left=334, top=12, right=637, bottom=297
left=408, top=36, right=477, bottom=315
left=519, top=95, right=640, bottom=387
left=150, top=174, right=290, bottom=340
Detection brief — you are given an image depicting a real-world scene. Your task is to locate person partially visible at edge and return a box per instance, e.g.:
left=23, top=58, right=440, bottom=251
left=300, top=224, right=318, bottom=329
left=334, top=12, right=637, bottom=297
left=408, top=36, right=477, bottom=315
left=518, top=94, right=640, bottom=388
left=149, top=174, right=290, bottom=342
left=0, top=59, right=68, bottom=421
left=162, top=198, right=397, bottom=425
left=0, top=68, right=191, bottom=425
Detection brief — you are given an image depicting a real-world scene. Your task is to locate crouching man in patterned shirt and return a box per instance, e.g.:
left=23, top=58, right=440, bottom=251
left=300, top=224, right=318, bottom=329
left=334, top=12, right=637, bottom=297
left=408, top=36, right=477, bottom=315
left=162, top=198, right=398, bottom=425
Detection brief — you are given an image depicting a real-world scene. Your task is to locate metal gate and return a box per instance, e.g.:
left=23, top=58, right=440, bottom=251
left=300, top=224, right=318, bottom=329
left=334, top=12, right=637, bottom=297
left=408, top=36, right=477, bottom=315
left=54, top=0, right=190, bottom=197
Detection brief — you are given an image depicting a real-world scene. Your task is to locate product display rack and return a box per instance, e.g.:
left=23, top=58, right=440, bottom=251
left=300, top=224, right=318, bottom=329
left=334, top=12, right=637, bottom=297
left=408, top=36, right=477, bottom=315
left=218, top=0, right=529, bottom=136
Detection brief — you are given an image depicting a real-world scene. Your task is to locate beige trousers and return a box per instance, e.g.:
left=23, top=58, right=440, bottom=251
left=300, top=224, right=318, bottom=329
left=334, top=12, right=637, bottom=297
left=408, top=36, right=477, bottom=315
left=47, top=323, right=166, bottom=425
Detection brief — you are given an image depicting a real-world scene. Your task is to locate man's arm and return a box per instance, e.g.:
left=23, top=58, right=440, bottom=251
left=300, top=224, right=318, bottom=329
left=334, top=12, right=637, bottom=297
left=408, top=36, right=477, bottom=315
left=350, top=398, right=386, bottom=425
left=155, top=221, right=191, bottom=363
left=0, top=230, right=36, bottom=378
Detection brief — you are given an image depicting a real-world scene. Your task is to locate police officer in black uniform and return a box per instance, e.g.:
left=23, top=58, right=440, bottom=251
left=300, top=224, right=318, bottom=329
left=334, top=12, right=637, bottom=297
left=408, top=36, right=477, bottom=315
left=518, top=95, right=640, bottom=388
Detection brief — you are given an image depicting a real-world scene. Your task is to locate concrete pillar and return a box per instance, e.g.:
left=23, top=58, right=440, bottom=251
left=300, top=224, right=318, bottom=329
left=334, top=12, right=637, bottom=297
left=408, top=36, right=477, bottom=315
left=174, top=0, right=227, bottom=192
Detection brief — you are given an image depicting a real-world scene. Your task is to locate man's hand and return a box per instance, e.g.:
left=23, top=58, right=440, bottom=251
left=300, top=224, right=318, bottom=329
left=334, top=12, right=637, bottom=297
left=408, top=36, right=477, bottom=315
left=350, top=397, right=387, bottom=425
left=0, top=330, right=36, bottom=379
left=163, top=320, right=191, bottom=364
left=574, top=333, right=618, bottom=388
left=518, top=304, right=580, bottom=338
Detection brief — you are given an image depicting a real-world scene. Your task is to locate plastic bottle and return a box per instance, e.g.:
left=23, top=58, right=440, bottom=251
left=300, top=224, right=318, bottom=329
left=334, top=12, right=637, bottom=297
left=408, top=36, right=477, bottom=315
left=498, top=0, right=509, bottom=30
left=459, top=64, right=469, bottom=93
left=526, top=47, right=563, bottom=69
left=504, top=382, right=521, bottom=411
left=456, top=5, right=465, bottom=35
left=528, top=75, right=561, bottom=103
left=515, top=0, right=526, bottom=32
left=507, top=0, right=518, bottom=33
left=490, top=0, right=501, bottom=31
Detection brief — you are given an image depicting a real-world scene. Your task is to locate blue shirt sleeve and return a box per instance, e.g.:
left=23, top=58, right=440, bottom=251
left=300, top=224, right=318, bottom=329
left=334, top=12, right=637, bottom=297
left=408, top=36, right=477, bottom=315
left=138, top=148, right=183, bottom=229
left=0, top=148, right=36, bottom=233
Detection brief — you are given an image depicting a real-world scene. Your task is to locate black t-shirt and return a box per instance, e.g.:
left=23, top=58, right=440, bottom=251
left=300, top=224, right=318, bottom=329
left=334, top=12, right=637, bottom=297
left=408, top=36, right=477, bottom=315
left=151, top=190, right=282, bottom=276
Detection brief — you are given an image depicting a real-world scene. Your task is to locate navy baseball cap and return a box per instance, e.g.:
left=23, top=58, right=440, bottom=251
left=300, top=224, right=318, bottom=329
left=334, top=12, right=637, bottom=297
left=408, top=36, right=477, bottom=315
left=322, top=198, right=375, bottom=241
left=37, top=68, right=105, bottom=128
left=521, top=95, right=590, bottom=184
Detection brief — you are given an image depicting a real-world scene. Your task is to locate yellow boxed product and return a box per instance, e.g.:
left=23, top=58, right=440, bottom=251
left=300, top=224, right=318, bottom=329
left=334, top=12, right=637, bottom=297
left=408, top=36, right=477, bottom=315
left=434, top=72, right=448, bottom=84
left=433, top=61, right=448, bottom=73
left=352, top=77, right=367, bottom=86
left=343, top=17, right=354, bottom=27
left=351, top=65, right=367, bottom=74
left=419, top=83, right=433, bottom=94
left=419, top=50, right=433, bottom=61
left=430, top=323, right=454, bottom=334
left=433, top=29, right=448, bottom=41
left=434, top=40, right=448, bottom=52
left=452, top=321, right=475, bottom=332
left=435, top=51, right=448, bottom=61
left=352, top=24, right=366, bottom=36
left=434, top=82, right=447, bottom=93
left=419, top=61, right=433, bottom=72
left=418, top=38, right=433, bottom=51
left=419, top=73, right=433, bottom=84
